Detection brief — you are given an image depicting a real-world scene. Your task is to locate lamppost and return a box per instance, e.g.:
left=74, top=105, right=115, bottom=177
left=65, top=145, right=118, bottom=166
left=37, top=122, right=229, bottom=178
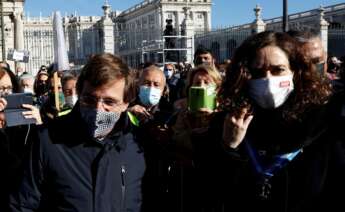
left=283, top=0, right=288, bottom=32
left=1, top=0, right=5, bottom=61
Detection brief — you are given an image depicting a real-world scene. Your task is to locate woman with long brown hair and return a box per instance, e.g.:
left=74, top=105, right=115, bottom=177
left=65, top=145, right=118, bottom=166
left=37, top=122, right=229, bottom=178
left=195, top=31, right=344, bottom=212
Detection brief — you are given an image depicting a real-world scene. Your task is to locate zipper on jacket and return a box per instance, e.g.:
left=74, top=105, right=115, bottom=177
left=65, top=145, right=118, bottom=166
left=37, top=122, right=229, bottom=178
left=121, top=165, right=126, bottom=211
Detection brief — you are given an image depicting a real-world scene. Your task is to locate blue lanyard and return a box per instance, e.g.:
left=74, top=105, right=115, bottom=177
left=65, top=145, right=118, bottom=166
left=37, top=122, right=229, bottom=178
left=245, top=141, right=302, bottom=179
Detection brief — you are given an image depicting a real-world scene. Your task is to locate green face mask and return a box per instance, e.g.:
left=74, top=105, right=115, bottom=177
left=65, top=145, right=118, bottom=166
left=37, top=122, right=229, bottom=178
left=49, top=91, right=65, bottom=109
left=315, top=62, right=325, bottom=75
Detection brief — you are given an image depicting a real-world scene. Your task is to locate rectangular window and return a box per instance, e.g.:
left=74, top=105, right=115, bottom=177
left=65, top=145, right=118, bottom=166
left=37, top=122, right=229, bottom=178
left=149, top=14, right=155, bottom=25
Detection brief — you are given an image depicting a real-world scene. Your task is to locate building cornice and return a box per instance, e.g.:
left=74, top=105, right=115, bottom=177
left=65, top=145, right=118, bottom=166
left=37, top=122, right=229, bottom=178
left=264, top=3, right=345, bottom=25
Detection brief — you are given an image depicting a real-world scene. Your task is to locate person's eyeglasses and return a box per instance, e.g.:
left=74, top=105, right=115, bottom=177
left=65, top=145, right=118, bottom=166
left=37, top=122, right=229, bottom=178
left=79, top=95, right=123, bottom=109
left=0, top=86, right=13, bottom=94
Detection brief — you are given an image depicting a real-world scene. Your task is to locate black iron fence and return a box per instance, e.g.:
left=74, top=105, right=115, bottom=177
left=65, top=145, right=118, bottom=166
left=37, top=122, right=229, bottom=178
left=194, top=23, right=345, bottom=64
left=328, top=25, right=345, bottom=57
left=194, top=26, right=252, bottom=63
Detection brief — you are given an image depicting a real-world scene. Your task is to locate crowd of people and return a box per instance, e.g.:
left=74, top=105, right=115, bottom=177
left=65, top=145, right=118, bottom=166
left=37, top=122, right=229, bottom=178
left=0, top=30, right=344, bottom=212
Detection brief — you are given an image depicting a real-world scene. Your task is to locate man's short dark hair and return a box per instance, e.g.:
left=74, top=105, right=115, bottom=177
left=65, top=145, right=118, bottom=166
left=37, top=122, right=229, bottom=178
left=194, top=46, right=214, bottom=59
left=77, top=53, right=136, bottom=103
left=62, top=74, right=77, bottom=88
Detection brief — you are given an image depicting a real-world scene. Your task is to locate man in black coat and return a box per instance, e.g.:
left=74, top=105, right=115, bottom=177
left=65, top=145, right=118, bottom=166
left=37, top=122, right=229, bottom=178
left=9, top=54, right=146, bottom=212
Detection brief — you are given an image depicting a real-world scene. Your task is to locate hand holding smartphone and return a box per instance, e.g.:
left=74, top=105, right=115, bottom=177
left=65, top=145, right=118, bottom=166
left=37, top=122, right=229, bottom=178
left=4, top=93, right=36, bottom=127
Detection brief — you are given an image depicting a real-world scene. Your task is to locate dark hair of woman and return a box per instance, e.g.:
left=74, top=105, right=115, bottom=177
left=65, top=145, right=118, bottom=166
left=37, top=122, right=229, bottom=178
left=219, top=31, right=331, bottom=122
left=0, top=67, right=19, bottom=93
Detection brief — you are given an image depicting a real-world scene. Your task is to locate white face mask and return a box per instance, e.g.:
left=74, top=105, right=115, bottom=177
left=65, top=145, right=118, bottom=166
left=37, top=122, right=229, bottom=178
left=65, top=95, right=78, bottom=107
left=248, top=74, right=294, bottom=109
left=23, top=88, right=34, bottom=94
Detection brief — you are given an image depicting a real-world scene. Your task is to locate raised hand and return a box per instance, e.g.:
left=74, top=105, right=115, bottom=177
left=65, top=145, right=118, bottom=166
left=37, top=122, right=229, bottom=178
left=222, top=107, right=254, bottom=149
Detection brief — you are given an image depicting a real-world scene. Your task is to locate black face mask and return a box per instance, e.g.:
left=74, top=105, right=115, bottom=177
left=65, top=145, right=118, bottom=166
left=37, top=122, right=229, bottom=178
left=315, top=62, right=325, bottom=75
left=36, top=82, right=49, bottom=95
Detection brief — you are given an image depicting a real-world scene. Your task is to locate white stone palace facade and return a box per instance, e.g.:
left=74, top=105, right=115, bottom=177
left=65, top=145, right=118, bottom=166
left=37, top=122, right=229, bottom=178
left=0, top=0, right=212, bottom=74
left=114, top=0, right=212, bottom=67
left=194, top=3, right=345, bottom=63
left=1, top=1, right=345, bottom=74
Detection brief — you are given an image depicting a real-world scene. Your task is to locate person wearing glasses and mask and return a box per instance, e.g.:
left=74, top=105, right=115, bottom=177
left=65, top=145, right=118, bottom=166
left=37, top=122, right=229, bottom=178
left=194, top=31, right=345, bottom=212
left=163, top=63, right=184, bottom=105
left=9, top=54, right=148, bottom=212
left=18, top=73, right=35, bottom=94
left=288, top=30, right=327, bottom=77
left=0, top=67, right=41, bottom=211
left=39, top=71, right=67, bottom=123
left=33, top=69, right=49, bottom=106
left=128, top=65, right=175, bottom=211
left=61, top=74, right=78, bottom=109
left=128, top=65, right=167, bottom=123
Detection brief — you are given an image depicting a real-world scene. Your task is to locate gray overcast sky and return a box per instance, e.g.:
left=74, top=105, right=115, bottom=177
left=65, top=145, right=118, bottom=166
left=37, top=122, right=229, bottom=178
left=24, top=0, right=345, bottom=27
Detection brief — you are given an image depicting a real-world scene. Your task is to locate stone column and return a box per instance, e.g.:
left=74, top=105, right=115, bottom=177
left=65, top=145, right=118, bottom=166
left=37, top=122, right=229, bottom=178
left=206, top=11, right=211, bottom=32
left=181, top=7, right=194, bottom=63
left=14, top=11, right=24, bottom=70
left=251, top=5, right=266, bottom=34
left=63, top=16, right=70, bottom=60
left=318, top=6, right=329, bottom=54
left=78, top=24, right=84, bottom=62
left=100, top=2, right=114, bottom=54
left=174, top=11, right=179, bottom=35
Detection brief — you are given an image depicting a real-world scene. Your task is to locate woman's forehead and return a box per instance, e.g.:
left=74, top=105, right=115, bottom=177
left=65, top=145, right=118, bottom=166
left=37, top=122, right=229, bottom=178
left=252, top=46, right=289, bottom=68
left=0, top=72, right=11, bottom=85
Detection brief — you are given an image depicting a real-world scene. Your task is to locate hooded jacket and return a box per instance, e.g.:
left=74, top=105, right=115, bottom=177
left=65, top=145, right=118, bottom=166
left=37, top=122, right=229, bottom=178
left=9, top=105, right=146, bottom=212
left=194, top=91, right=345, bottom=212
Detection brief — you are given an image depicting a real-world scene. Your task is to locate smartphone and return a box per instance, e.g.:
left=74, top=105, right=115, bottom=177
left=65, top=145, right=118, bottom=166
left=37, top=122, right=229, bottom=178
left=188, top=86, right=216, bottom=112
left=4, top=93, right=33, bottom=109
left=4, top=93, right=36, bottom=127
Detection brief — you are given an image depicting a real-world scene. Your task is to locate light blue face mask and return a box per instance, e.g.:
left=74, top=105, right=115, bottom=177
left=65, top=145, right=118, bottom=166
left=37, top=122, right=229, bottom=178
left=164, top=70, right=173, bottom=79
left=138, top=86, right=162, bottom=106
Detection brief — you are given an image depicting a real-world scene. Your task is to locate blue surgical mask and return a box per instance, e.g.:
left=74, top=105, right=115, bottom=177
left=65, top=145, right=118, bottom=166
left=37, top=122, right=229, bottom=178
left=164, top=70, right=173, bottom=79
left=139, top=86, right=162, bottom=106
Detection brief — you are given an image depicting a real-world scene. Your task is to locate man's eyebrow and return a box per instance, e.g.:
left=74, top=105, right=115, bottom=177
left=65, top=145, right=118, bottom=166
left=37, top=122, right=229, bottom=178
left=269, top=64, right=287, bottom=68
